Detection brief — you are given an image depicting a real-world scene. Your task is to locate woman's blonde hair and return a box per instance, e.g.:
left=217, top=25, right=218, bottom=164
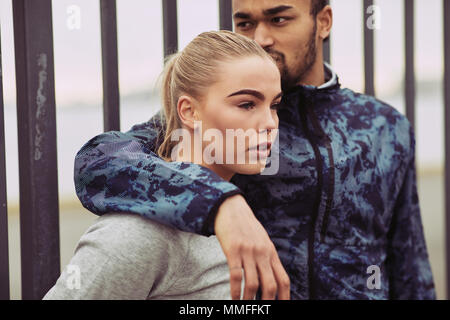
left=157, top=30, right=274, bottom=160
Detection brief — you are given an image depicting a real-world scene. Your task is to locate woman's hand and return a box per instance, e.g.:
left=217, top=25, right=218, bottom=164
left=214, top=194, right=290, bottom=300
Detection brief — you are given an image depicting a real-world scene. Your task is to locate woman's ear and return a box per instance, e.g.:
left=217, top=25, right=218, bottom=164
left=177, top=95, right=198, bottom=130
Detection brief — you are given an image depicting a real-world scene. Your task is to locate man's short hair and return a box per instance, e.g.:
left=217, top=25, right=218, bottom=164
left=310, top=0, right=328, bottom=17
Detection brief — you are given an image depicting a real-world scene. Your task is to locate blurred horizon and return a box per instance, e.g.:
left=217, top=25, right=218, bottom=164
left=0, top=0, right=446, bottom=205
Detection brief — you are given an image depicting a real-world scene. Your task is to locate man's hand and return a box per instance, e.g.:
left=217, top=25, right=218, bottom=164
left=214, top=194, right=290, bottom=300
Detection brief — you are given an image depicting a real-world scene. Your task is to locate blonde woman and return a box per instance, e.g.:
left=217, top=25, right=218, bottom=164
left=44, top=31, right=288, bottom=300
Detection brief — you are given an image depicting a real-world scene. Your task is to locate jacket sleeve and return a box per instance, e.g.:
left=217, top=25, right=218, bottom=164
left=74, top=111, right=242, bottom=236
left=386, top=126, right=436, bottom=300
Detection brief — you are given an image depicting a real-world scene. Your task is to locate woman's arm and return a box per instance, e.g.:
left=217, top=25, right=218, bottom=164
left=43, top=213, right=185, bottom=300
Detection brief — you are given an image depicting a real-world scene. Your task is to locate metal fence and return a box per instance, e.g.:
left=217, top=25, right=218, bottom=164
left=0, top=0, right=448, bottom=300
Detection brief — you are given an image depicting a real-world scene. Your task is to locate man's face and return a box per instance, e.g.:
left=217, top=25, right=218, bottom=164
left=232, top=0, right=319, bottom=90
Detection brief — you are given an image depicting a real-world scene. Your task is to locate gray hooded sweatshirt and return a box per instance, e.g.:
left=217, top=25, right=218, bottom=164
left=43, top=213, right=232, bottom=300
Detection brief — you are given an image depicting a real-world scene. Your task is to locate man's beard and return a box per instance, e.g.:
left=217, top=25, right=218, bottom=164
left=266, top=22, right=318, bottom=91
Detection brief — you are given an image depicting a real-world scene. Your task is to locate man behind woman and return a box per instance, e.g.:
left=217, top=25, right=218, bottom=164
left=44, top=31, right=289, bottom=300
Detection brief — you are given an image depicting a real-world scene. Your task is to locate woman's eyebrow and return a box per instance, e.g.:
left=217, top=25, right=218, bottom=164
left=227, top=89, right=265, bottom=100
left=272, top=92, right=283, bottom=102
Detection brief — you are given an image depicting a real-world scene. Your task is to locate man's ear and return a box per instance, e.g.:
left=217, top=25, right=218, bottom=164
left=317, top=5, right=333, bottom=41
left=177, top=95, right=198, bottom=130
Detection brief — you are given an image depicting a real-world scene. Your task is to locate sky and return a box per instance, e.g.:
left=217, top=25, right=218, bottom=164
left=0, top=0, right=444, bottom=104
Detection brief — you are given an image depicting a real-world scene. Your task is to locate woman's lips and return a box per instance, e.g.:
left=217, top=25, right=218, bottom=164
left=247, top=142, right=272, bottom=158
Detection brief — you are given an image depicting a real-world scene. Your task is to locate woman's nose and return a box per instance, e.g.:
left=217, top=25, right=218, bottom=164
left=259, top=108, right=278, bottom=132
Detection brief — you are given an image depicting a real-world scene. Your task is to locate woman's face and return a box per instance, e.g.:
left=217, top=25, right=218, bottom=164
left=194, top=55, right=281, bottom=180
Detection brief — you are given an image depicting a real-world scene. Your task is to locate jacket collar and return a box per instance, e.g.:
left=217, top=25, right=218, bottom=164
left=279, top=64, right=341, bottom=125
left=318, top=62, right=338, bottom=89
left=284, top=63, right=341, bottom=98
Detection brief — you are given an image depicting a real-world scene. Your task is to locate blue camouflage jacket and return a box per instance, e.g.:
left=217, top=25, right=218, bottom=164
left=74, top=64, right=436, bottom=300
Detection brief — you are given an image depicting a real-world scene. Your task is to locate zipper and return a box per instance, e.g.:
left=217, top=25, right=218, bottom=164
left=299, top=105, right=322, bottom=300
left=305, top=107, right=335, bottom=243
left=299, top=103, right=336, bottom=299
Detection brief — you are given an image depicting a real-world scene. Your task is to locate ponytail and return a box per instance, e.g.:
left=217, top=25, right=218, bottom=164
left=157, top=53, right=182, bottom=160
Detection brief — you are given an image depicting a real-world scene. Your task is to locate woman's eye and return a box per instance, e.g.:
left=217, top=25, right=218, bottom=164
left=238, top=102, right=256, bottom=110
left=271, top=102, right=282, bottom=110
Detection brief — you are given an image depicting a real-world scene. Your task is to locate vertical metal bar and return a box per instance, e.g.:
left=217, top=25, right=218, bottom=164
left=0, top=22, right=10, bottom=301
left=323, top=0, right=331, bottom=64
left=12, top=0, right=60, bottom=300
left=162, top=0, right=178, bottom=58
left=219, top=0, right=233, bottom=31
left=444, top=0, right=450, bottom=301
left=404, top=0, right=415, bottom=131
left=363, top=0, right=375, bottom=96
left=323, top=36, right=331, bottom=64
left=100, top=0, right=120, bottom=132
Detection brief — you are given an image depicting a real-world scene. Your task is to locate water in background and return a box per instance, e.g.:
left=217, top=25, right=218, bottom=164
left=2, top=83, right=445, bottom=204
left=3, top=95, right=161, bottom=204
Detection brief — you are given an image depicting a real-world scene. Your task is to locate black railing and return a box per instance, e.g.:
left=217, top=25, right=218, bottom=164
left=100, top=0, right=120, bottom=132
left=163, top=0, right=178, bottom=58
left=12, top=0, right=60, bottom=300
left=444, top=0, right=450, bottom=301
left=404, top=0, right=415, bottom=131
left=219, top=0, right=233, bottom=31
left=0, top=21, right=10, bottom=301
left=0, top=0, right=448, bottom=300
left=363, top=0, right=375, bottom=97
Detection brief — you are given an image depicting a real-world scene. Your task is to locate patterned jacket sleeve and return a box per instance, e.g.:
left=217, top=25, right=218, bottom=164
left=74, top=111, right=242, bottom=236
left=386, top=125, right=436, bottom=299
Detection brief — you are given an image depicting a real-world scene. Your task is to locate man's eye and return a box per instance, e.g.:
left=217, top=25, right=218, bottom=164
left=238, top=102, right=256, bottom=110
left=272, top=17, right=288, bottom=24
left=236, top=21, right=253, bottom=30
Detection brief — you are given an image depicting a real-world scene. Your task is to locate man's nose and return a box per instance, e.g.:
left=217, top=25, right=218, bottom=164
left=253, top=24, right=274, bottom=48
